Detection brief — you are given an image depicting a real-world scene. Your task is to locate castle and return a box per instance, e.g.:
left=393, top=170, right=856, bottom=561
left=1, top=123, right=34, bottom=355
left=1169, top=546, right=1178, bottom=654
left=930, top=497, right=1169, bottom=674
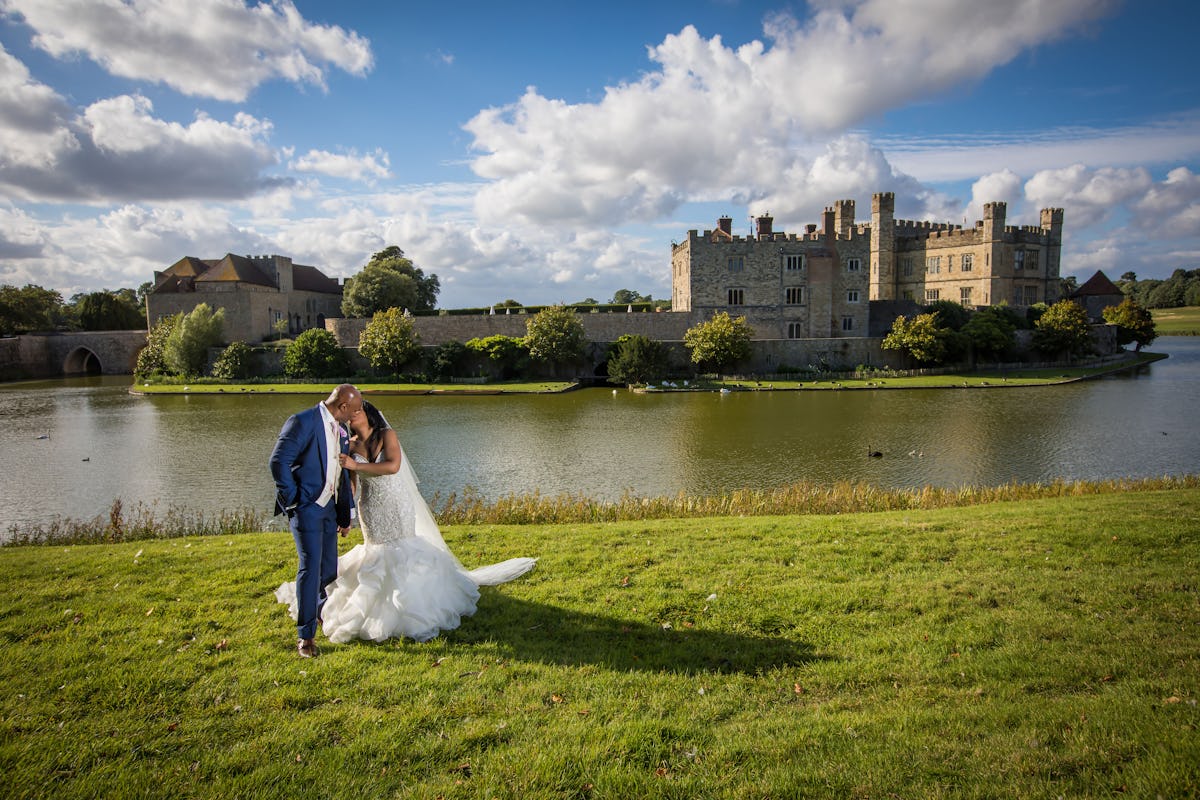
left=147, top=253, right=343, bottom=343
left=671, top=192, right=1064, bottom=338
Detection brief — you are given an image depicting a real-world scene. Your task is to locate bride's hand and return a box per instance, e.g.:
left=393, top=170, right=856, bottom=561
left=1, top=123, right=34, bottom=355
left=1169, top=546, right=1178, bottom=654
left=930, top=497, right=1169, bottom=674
left=338, top=453, right=358, bottom=470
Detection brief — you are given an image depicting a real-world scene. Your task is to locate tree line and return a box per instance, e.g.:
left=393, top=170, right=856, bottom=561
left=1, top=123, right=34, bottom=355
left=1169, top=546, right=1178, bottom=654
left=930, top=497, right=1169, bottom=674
left=1115, top=268, right=1200, bottom=309
left=0, top=284, right=150, bottom=335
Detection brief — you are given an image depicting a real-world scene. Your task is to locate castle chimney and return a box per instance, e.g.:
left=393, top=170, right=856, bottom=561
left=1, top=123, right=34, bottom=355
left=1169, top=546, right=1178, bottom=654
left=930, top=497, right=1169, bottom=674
left=717, top=216, right=732, bottom=236
left=755, top=214, right=773, bottom=239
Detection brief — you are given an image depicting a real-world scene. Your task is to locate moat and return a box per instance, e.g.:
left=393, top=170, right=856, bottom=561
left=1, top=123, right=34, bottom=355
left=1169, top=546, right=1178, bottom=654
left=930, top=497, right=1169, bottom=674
left=1, top=337, right=1197, bottom=532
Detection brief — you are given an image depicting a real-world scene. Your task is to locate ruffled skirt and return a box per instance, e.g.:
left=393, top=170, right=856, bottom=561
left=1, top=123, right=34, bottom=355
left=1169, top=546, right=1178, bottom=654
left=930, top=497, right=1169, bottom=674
left=276, top=538, right=481, bottom=643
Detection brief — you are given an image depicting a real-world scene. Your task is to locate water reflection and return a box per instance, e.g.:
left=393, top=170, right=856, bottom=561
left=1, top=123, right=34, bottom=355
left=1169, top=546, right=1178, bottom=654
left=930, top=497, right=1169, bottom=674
left=1, top=338, right=1197, bottom=529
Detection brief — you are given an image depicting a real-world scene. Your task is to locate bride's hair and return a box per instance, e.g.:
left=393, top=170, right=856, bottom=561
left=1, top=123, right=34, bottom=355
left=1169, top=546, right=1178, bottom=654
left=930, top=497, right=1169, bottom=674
left=361, top=401, right=390, bottom=461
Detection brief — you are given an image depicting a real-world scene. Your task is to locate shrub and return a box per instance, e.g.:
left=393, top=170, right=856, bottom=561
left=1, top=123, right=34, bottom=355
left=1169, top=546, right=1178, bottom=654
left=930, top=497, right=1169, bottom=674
left=683, top=312, right=753, bottom=373
left=211, top=341, right=255, bottom=380
left=607, top=334, right=669, bottom=385
left=136, top=313, right=181, bottom=377
left=283, top=328, right=347, bottom=378
left=525, top=305, right=587, bottom=373
left=1032, top=300, right=1093, bottom=358
left=428, top=340, right=469, bottom=381
left=1102, top=298, right=1157, bottom=351
left=465, top=335, right=530, bottom=380
left=358, top=307, right=421, bottom=375
left=163, top=303, right=224, bottom=377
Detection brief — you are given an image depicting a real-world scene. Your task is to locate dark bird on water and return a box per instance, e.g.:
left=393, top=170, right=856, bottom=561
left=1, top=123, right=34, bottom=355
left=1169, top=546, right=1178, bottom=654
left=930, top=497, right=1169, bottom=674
left=868, top=449, right=883, bottom=458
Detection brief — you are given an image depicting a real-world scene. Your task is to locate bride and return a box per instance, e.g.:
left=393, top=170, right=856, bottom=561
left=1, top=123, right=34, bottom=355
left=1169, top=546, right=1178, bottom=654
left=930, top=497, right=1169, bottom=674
left=276, top=401, right=536, bottom=644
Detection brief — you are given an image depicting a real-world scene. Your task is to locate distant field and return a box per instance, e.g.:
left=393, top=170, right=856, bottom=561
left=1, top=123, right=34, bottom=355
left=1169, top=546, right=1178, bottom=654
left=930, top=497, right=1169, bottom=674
left=1151, top=305, right=1200, bottom=335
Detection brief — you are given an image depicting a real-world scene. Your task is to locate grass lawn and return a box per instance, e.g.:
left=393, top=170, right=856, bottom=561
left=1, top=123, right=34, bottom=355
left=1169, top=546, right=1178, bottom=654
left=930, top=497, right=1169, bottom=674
left=1151, top=305, right=1200, bottom=335
left=1, top=489, right=1197, bottom=798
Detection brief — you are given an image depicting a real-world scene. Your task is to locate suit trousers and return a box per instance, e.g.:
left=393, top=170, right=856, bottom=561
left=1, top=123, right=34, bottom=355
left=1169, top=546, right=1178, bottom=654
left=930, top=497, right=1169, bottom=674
left=289, top=501, right=340, bottom=640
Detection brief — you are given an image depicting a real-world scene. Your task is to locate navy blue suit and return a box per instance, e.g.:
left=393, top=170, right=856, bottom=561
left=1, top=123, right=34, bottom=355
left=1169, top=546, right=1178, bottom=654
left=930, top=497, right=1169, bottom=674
left=269, top=405, right=354, bottom=640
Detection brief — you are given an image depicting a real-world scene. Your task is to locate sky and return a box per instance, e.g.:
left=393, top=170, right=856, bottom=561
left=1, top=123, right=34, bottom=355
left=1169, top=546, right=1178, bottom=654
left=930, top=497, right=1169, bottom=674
left=1, top=0, right=1198, bottom=309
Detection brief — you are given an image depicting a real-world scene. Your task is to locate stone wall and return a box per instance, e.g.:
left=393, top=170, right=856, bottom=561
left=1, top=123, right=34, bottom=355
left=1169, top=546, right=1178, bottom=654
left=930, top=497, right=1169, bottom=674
left=0, top=331, right=146, bottom=378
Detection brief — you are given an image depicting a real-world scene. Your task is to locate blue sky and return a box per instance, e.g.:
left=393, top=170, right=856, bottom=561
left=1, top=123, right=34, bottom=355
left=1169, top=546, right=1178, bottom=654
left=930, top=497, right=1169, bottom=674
left=1, top=0, right=1198, bottom=308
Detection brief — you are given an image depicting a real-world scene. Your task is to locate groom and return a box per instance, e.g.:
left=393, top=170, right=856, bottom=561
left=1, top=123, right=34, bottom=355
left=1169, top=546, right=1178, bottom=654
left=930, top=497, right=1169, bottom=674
left=269, top=384, right=363, bottom=657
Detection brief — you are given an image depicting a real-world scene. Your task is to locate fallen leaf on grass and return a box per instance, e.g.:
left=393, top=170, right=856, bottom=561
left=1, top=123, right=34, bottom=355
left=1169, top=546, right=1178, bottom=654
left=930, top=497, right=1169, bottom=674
left=654, top=767, right=670, bottom=777
left=214, top=639, right=228, bottom=652
left=1164, top=696, right=1182, bottom=704
left=551, top=694, right=564, bottom=704
left=793, top=683, right=805, bottom=695
left=620, top=576, right=630, bottom=587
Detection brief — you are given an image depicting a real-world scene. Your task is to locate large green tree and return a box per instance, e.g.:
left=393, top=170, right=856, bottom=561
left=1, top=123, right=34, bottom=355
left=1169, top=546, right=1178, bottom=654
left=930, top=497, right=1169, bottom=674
left=0, top=284, right=68, bottom=335
left=163, top=303, right=225, bottom=377
left=71, top=289, right=145, bottom=331
left=683, top=311, right=753, bottom=373
left=1032, top=300, right=1093, bottom=358
left=611, top=289, right=652, bottom=305
left=358, top=307, right=421, bottom=375
left=882, top=313, right=954, bottom=366
left=525, top=305, right=587, bottom=372
left=341, top=246, right=439, bottom=317
left=1102, top=298, right=1157, bottom=351
left=961, top=306, right=1018, bottom=362
left=607, top=334, right=669, bottom=386
left=283, top=328, right=347, bottom=379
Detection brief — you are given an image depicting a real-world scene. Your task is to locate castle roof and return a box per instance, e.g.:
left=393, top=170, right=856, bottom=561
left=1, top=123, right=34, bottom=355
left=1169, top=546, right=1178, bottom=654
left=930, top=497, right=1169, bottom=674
left=293, top=263, right=341, bottom=293
left=1071, top=270, right=1122, bottom=298
left=196, top=254, right=275, bottom=287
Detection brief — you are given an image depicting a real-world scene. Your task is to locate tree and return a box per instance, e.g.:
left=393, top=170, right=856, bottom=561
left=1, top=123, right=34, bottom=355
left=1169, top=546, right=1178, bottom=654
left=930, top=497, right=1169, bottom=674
left=607, top=334, right=669, bottom=386
left=283, top=328, right=347, bottom=379
left=0, top=284, right=68, bottom=334
left=341, top=246, right=439, bottom=317
left=1032, top=300, right=1093, bottom=358
left=683, top=311, right=753, bottom=373
left=164, top=303, right=225, bottom=377
left=924, top=300, right=971, bottom=331
left=962, top=306, right=1017, bottom=361
left=358, top=307, right=421, bottom=375
left=1102, top=298, right=1157, bottom=351
left=882, top=313, right=954, bottom=366
left=72, top=289, right=145, bottom=331
left=465, top=335, right=529, bottom=379
left=136, top=313, right=181, bottom=377
left=211, top=341, right=256, bottom=380
left=495, top=299, right=522, bottom=308
left=428, top=340, right=469, bottom=381
left=612, top=289, right=652, bottom=305
left=525, top=305, right=587, bottom=373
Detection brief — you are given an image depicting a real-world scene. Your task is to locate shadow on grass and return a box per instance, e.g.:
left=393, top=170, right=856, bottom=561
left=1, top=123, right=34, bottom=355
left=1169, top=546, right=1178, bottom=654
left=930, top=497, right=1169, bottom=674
left=443, top=594, right=825, bottom=674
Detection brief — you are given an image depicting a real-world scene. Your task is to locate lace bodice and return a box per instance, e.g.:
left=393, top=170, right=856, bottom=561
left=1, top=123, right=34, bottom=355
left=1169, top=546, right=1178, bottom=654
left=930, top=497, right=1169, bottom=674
left=355, top=453, right=415, bottom=545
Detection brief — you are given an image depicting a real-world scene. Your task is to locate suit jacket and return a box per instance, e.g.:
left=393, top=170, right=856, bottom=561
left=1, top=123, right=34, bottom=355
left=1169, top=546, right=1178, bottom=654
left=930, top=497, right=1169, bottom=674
left=269, top=405, right=354, bottom=528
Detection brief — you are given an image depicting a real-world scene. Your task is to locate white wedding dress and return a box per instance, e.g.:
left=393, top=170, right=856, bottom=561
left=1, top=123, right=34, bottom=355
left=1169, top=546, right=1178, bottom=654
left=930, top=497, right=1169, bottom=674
left=276, top=447, right=536, bottom=643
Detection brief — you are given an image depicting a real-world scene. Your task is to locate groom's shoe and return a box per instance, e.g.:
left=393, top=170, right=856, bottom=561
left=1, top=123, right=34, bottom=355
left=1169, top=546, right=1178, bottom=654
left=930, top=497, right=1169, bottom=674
left=297, top=638, right=318, bottom=658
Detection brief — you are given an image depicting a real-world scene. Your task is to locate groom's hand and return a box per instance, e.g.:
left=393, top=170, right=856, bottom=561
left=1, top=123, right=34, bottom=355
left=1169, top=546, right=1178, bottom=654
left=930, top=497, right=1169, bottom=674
left=338, top=525, right=350, bottom=538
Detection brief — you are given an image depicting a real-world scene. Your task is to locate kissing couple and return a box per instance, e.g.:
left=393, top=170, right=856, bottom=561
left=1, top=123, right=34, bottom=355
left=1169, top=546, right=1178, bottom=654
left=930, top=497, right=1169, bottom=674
left=270, top=384, right=536, bottom=657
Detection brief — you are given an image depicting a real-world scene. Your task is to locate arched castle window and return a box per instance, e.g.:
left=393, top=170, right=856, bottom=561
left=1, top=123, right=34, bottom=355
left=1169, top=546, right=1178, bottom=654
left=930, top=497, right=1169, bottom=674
left=727, top=288, right=745, bottom=306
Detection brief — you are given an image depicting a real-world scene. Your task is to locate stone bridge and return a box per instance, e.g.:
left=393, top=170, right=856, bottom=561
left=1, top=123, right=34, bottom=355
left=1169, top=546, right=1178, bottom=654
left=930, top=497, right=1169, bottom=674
left=0, top=330, right=147, bottom=379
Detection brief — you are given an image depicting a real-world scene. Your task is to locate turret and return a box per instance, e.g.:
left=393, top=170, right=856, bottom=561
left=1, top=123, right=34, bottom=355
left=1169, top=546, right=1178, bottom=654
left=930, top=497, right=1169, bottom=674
left=983, top=201, right=1007, bottom=241
left=1040, top=207, right=1064, bottom=243
left=833, top=199, right=855, bottom=238
left=870, top=192, right=895, bottom=300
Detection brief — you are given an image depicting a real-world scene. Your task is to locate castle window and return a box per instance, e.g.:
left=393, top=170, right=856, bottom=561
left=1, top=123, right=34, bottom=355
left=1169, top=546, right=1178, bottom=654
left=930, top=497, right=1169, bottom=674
left=787, top=322, right=803, bottom=339
left=926, top=256, right=941, bottom=274
left=785, top=287, right=804, bottom=305
left=1014, top=250, right=1025, bottom=271
left=847, top=258, right=861, bottom=272
left=902, top=289, right=914, bottom=301
left=960, top=287, right=972, bottom=304
left=841, top=316, right=854, bottom=332
left=728, top=257, right=744, bottom=273
left=961, top=254, right=973, bottom=272
left=1023, top=286, right=1039, bottom=305
left=847, top=290, right=860, bottom=303
left=785, top=254, right=804, bottom=271
left=1026, top=250, right=1039, bottom=271
left=946, top=255, right=954, bottom=272
left=925, top=289, right=940, bottom=301
left=902, top=257, right=913, bottom=277
left=727, top=288, right=745, bottom=306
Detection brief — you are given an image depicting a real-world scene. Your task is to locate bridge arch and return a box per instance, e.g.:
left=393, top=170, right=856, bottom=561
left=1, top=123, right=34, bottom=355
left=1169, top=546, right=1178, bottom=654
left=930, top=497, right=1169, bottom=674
left=63, top=346, right=103, bottom=376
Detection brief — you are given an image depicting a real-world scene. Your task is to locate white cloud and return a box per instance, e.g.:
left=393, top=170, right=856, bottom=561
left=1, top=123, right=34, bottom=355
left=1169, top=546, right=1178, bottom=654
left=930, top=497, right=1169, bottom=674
left=1133, top=167, right=1200, bottom=238
left=0, top=42, right=78, bottom=169
left=465, top=1, right=1120, bottom=230
left=0, top=60, right=287, bottom=202
left=2, top=0, right=372, bottom=102
left=1024, top=164, right=1153, bottom=227
left=966, top=169, right=1024, bottom=222
left=290, top=148, right=391, bottom=182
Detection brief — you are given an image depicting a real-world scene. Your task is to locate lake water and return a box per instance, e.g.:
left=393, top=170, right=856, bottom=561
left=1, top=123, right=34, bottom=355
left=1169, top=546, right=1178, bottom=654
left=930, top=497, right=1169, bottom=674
left=1, top=337, right=1197, bottom=531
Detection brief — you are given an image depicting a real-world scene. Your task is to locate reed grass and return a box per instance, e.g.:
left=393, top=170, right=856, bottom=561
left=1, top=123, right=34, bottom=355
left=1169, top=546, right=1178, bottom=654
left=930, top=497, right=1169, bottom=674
left=429, top=474, right=1200, bottom=526
left=7, top=476, right=1199, bottom=546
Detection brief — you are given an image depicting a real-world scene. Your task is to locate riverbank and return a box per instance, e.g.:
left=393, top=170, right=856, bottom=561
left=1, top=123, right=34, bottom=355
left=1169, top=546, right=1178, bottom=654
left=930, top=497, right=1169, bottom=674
left=1, top=488, right=1196, bottom=798
left=129, top=351, right=1165, bottom=396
